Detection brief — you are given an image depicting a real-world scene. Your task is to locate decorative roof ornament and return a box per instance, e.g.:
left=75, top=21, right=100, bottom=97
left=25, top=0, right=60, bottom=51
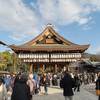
left=46, top=23, right=54, bottom=28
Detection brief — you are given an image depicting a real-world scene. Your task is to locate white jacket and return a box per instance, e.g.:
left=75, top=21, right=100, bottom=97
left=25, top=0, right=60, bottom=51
left=0, top=84, right=8, bottom=100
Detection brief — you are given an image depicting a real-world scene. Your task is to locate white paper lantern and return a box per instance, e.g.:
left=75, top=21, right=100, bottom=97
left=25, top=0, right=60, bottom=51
left=18, top=54, right=21, bottom=58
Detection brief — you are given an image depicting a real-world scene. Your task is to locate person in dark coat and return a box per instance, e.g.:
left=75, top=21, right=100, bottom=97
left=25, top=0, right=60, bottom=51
left=96, top=73, right=100, bottom=100
left=14, top=75, right=20, bottom=85
left=74, top=73, right=81, bottom=92
left=11, top=74, right=30, bottom=100
left=60, top=70, right=75, bottom=100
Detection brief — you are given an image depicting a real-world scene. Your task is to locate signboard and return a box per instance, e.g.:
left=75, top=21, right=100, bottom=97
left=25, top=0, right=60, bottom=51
left=46, top=39, right=54, bottom=43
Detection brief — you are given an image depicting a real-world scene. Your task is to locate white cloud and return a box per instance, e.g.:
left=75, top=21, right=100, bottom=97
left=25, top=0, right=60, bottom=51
left=37, top=0, right=100, bottom=25
left=89, top=47, right=100, bottom=54
left=0, top=0, right=100, bottom=41
left=0, top=0, right=41, bottom=41
left=79, top=18, right=90, bottom=25
left=82, top=25, right=92, bottom=30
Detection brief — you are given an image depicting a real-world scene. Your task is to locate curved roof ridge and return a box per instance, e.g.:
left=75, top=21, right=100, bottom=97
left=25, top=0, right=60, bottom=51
left=21, top=27, right=49, bottom=46
left=48, top=27, right=77, bottom=45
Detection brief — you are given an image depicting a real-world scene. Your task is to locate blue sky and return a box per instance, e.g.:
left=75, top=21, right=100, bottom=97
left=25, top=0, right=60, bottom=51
left=0, top=0, right=100, bottom=54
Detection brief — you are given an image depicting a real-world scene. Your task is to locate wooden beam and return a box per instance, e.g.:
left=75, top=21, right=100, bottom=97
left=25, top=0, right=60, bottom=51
left=30, top=64, right=33, bottom=73
left=55, top=64, right=57, bottom=73
left=14, top=52, right=16, bottom=72
left=66, top=63, right=70, bottom=71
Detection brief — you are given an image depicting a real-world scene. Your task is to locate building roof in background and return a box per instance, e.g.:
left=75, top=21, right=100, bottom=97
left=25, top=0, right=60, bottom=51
left=69, top=59, right=94, bottom=68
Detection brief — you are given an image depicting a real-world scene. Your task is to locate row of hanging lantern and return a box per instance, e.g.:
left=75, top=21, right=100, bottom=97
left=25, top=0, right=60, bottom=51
left=23, top=59, right=49, bottom=62
left=51, top=53, right=81, bottom=59
left=18, top=53, right=81, bottom=59
left=51, top=59, right=77, bottom=62
left=23, top=58, right=76, bottom=62
left=18, top=54, right=49, bottom=59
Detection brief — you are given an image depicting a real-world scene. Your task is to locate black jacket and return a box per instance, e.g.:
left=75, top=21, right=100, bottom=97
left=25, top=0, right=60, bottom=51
left=11, top=83, right=30, bottom=100
left=60, top=75, right=75, bottom=96
left=96, top=79, right=100, bottom=90
left=43, top=76, right=49, bottom=85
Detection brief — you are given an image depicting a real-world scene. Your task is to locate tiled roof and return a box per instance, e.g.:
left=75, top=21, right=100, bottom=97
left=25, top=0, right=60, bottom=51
left=9, top=44, right=89, bottom=51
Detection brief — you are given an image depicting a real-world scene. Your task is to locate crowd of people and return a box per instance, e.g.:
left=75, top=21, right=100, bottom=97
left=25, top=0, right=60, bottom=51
left=0, top=71, right=99, bottom=100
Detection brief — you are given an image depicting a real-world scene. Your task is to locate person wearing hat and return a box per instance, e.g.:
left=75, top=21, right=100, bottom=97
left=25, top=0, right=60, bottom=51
left=60, top=70, right=76, bottom=100
left=11, top=74, right=30, bottom=100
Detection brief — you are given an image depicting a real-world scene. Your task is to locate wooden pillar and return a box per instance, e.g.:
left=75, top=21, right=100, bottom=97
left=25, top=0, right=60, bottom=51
left=30, top=64, right=33, bottom=73
left=43, top=64, right=45, bottom=73
left=55, top=64, right=57, bottom=73
left=66, top=63, right=70, bottom=71
left=14, top=52, right=16, bottom=73
left=33, top=66, right=34, bottom=72
left=71, top=67, right=73, bottom=73
left=53, top=66, right=54, bottom=73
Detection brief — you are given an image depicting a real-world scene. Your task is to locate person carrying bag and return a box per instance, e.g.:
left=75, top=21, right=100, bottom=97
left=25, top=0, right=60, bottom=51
left=96, top=82, right=100, bottom=96
left=27, top=74, right=36, bottom=100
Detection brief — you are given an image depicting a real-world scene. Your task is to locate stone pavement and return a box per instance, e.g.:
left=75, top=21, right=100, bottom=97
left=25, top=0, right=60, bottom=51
left=8, top=84, right=98, bottom=100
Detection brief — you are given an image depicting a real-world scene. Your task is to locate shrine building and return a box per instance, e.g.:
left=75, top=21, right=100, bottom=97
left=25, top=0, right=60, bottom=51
left=9, top=24, right=90, bottom=73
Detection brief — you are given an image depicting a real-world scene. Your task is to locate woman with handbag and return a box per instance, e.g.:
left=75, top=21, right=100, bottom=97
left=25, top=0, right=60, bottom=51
left=27, top=74, right=36, bottom=100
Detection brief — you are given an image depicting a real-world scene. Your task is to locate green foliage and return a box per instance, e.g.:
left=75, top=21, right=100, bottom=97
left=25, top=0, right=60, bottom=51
left=0, top=63, right=7, bottom=70
left=38, top=68, right=43, bottom=72
left=46, top=68, right=53, bottom=72
left=0, top=50, right=29, bottom=72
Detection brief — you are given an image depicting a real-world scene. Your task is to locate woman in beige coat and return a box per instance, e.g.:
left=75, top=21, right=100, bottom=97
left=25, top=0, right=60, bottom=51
left=0, top=76, right=8, bottom=100
left=27, top=74, right=36, bottom=100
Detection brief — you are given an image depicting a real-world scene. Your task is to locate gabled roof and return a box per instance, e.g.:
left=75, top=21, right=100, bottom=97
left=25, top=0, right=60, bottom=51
left=21, top=25, right=76, bottom=46
left=9, top=24, right=90, bottom=52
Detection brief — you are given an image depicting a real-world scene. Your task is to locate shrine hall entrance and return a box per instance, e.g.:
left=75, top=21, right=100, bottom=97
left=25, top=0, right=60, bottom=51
left=30, top=63, right=70, bottom=73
